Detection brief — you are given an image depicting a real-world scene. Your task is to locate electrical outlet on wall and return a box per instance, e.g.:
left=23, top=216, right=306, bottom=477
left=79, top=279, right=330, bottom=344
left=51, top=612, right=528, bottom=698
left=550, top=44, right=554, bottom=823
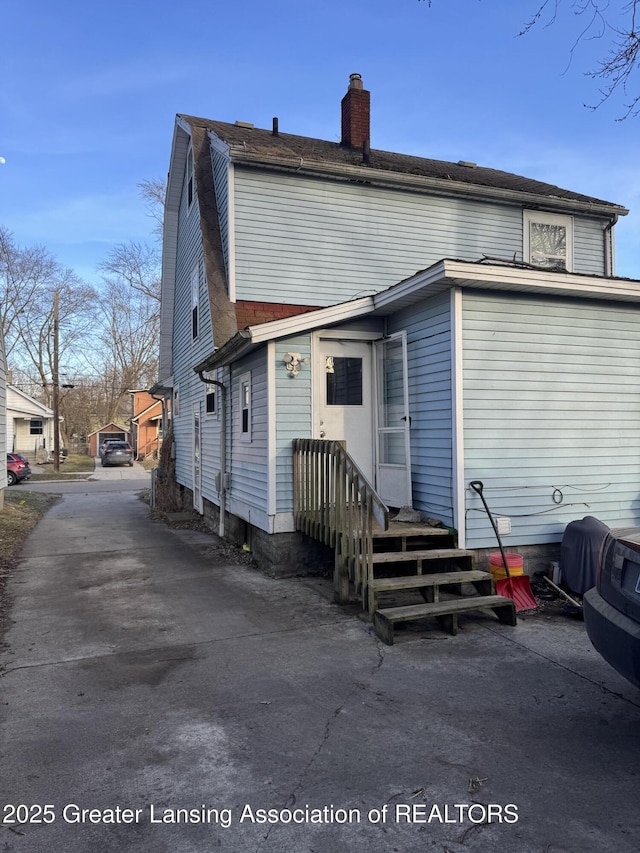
left=496, top=517, right=511, bottom=536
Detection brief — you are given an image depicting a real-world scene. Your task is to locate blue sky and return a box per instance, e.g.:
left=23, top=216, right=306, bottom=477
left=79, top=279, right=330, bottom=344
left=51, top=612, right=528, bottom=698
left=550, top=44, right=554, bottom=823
left=1, top=0, right=638, bottom=283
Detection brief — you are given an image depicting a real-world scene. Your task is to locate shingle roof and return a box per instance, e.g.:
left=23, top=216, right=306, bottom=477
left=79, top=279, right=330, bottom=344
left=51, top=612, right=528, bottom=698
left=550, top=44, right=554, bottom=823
left=179, top=115, right=626, bottom=212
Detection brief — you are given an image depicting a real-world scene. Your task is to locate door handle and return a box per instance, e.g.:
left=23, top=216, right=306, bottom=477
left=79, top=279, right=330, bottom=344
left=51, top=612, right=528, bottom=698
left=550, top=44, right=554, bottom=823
left=320, top=431, right=326, bottom=438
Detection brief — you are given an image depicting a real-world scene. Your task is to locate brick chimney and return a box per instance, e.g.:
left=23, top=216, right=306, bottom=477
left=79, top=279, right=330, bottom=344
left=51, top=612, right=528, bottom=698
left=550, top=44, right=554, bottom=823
left=341, top=73, right=370, bottom=149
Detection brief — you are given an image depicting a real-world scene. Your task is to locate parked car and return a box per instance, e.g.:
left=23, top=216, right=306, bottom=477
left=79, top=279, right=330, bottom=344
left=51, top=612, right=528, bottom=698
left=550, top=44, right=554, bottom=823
left=584, top=528, right=640, bottom=689
left=100, top=439, right=125, bottom=457
left=6, top=453, right=32, bottom=486
left=101, top=441, right=134, bottom=467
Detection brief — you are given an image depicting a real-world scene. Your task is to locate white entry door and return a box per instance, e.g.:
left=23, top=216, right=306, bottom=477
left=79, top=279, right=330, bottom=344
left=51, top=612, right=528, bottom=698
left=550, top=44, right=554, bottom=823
left=374, top=333, right=412, bottom=507
left=193, top=405, right=203, bottom=514
left=317, top=338, right=375, bottom=484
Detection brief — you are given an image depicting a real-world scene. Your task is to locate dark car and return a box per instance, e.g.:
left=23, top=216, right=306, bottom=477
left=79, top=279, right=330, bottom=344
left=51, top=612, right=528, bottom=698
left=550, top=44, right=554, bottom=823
left=7, top=453, right=32, bottom=486
left=584, top=528, right=640, bottom=689
left=101, top=441, right=134, bottom=467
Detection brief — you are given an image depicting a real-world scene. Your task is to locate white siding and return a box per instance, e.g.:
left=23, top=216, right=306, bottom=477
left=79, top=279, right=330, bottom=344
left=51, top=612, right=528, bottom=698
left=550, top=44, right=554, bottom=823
left=574, top=217, right=606, bottom=276
left=0, top=339, right=5, bottom=492
left=232, top=169, right=608, bottom=306
left=274, top=334, right=313, bottom=513
left=463, top=291, right=640, bottom=547
left=211, top=146, right=230, bottom=279
left=229, top=349, right=269, bottom=515
left=388, top=292, right=454, bottom=525
left=172, top=164, right=213, bottom=492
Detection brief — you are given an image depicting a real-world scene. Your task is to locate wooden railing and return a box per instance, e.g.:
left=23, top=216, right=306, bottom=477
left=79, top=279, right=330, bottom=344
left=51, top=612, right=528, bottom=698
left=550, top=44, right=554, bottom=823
left=136, top=437, right=160, bottom=461
left=293, top=438, right=388, bottom=609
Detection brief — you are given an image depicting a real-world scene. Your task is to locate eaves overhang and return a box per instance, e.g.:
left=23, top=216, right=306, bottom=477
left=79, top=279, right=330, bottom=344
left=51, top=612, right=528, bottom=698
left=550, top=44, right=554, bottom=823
left=228, top=150, right=629, bottom=219
left=193, top=259, right=640, bottom=373
left=373, top=259, right=640, bottom=314
left=193, top=297, right=373, bottom=372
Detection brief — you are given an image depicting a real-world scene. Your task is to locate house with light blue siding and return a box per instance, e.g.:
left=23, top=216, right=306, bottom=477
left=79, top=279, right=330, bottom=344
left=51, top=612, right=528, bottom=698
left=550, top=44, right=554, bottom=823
left=158, top=74, right=637, bottom=582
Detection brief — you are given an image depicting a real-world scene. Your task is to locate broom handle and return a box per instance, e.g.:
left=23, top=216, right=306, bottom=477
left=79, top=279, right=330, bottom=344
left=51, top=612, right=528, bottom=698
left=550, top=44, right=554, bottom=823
left=469, top=480, right=511, bottom=579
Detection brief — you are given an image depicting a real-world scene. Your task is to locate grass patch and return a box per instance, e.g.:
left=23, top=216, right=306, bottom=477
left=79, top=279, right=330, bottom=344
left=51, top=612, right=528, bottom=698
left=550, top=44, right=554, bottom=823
left=0, top=490, right=58, bottom=622
left=29, top=453, right=95, bottom=481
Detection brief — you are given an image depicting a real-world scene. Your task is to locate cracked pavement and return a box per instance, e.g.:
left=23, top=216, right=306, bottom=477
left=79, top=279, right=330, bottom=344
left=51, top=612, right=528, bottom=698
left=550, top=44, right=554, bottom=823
left=1, top=486, right=639, bottom=852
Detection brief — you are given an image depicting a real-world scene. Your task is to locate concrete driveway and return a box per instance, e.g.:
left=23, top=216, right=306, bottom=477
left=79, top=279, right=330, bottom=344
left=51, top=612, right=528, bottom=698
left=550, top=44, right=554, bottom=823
left=0, top=486, right=639, bottom=853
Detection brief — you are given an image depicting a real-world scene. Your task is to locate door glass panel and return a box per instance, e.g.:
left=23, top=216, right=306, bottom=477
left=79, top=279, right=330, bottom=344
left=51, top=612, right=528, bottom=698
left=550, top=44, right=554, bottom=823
left=379, top=432, right=406, bottom=465
left=378, top=338, right=405, bottom=427
left=326, top=356, right=363, bottom=406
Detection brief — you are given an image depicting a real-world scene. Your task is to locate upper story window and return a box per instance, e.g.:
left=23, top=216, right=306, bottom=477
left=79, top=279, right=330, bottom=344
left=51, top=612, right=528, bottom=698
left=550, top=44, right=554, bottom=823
left=186, top=144, right=194, bottom=208
left=191, top=265, right=199, bottom=340
left=524, top=211, right=573, bottom=271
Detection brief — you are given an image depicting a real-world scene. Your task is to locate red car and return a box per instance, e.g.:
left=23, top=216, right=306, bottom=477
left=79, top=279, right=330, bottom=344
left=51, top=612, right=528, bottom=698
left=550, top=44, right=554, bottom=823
left=7, top=453, right=32, bottom=486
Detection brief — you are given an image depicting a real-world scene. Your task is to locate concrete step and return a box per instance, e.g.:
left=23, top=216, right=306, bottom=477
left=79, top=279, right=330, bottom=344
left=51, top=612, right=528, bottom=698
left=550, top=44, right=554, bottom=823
left=373, top=595, right=517, bottom=645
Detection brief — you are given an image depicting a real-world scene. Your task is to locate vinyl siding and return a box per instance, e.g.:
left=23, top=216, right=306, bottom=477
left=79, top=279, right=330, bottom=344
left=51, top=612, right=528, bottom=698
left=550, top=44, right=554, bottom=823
left=200, top=366, right=227, bottom=508
left=462, top=291, right=640, bottom=548
left=232, top=169, right=607, bottom=305
left=274, top=334, right=313, bottom=513
left=210, top=146, right=230, bottom=279
left=172, top=166, right=212, bottom=491
left=574, top=217, right=606, bottom=275
left=388, top=292, right=454, bottom=525
left=229, top=350, right=269, bottom=515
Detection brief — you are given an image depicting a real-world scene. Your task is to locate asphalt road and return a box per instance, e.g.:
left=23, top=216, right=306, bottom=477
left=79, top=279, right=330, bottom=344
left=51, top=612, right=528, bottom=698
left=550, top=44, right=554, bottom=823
left=0, top=475, right=639, bottom=852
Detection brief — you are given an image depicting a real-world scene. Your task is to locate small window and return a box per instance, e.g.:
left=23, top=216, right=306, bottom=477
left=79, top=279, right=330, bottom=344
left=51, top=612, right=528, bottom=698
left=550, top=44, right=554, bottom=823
left=239, top=372, right=251, bottom=441
left=524, top=211, right=573, bottom=271
left=206, top=383, right=216, bottom=414
left=325, top=356, right=363, bottom=406
left=173, top=388, right=179, bottom=417
left=30, top=419, right=43, bottom=435
left=186, top=144, right=194, bottom=208
left=191, top=265, right=199, bottom=339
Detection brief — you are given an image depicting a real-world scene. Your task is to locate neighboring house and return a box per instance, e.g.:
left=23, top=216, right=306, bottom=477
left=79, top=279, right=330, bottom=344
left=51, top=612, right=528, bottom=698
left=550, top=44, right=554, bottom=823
left=6, top=384, right=57, bottom=461
left=129, top=390, right=164, bottom=460
left=0, top=339, right=6, bottom=505
left=158, top=73, right=638, bottom=579
left=88, top=423, right=130, bottom=457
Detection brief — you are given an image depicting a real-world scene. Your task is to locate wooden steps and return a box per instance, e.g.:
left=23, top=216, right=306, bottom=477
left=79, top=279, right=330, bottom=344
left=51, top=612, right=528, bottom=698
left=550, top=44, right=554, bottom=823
left=365, top=522, right=517, bottom=644
left=372, top=569, right=489, bottom=591
left=374, top=596, right=517, bottom=645
left=372, top=548, right=474, bottom=567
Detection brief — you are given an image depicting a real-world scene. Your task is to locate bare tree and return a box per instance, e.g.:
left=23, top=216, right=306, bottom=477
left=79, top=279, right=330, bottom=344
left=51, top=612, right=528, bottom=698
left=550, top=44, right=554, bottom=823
left=421, top=1, right=640, bottom=118
left=18, top=275, right=98, bottom=394
left=520, top=0, right=640, bottom=117
left=97, top=241, right=160, bottom=305
left=138, top=177, right=167, bottom=241
left=0, top=227, right=59, bottom=361
left=0, top=228, right=98, bottom=385
left=96, top=278, right=159, bottom=422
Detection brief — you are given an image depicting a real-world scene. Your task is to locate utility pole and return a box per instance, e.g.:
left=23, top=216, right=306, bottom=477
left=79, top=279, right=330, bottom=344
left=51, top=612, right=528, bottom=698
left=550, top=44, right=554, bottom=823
left=53, top=290, right=60, bottom=473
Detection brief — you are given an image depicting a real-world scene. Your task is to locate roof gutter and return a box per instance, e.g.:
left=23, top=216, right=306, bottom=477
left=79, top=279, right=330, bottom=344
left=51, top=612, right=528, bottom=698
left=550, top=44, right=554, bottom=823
left=227, top=150, right=629, bottom=219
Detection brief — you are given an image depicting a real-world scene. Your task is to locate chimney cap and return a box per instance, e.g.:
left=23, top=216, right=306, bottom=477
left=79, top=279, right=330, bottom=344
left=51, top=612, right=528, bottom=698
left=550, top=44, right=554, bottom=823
left=348, top=73, right=363, bottom=90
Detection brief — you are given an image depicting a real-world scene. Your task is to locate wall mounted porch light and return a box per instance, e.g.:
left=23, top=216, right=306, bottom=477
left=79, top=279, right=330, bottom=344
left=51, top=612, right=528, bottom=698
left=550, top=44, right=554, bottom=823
left=283, top=352, right=308, bottom=378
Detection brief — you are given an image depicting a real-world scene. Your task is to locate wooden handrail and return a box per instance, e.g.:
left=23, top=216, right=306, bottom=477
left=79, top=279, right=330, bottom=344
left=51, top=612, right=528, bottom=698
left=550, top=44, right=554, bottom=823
left=293, top=438, right=388, bottom=609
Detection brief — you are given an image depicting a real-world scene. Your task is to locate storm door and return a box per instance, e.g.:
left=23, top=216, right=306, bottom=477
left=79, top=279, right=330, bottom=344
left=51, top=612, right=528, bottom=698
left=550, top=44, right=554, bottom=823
left=374, top=333, right=412, bottom=507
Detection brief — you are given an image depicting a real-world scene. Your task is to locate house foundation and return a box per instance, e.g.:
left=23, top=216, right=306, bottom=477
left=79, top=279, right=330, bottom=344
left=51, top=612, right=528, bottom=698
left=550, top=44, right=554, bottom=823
left=201, top=497, right=333, bottom=578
